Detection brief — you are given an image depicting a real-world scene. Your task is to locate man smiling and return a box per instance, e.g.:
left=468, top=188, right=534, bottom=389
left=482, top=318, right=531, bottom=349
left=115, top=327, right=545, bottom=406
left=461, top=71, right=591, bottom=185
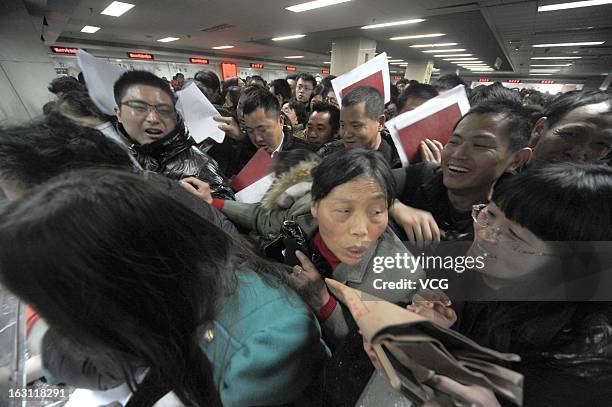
left=113, top=70, right=234, bottom=199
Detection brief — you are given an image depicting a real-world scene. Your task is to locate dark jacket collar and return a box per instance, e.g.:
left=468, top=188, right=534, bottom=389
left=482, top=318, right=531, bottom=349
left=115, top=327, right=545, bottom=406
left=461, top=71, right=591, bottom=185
left=117, top=121, right=194, bottom=163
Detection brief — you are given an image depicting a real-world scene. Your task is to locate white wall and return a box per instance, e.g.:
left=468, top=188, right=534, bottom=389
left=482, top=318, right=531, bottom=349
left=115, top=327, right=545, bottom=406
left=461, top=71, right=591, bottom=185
left=0, top=0, right=57, bottom=122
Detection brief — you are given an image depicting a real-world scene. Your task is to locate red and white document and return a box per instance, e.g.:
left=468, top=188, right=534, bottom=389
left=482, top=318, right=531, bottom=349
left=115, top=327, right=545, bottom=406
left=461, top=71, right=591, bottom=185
left=331, top=52, right=391, bottom=105
left=230, top=148, right=274, bottom=203
left=386, top=85, right=470, bottom=166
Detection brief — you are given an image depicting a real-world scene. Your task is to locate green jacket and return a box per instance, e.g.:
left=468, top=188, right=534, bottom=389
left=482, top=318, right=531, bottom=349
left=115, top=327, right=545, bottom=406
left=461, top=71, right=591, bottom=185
left=201, top=271, right=330, bottom=406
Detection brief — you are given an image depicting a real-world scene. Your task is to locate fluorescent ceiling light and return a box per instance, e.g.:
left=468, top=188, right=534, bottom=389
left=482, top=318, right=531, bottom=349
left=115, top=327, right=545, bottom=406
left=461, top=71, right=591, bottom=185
left=100, top=1, right=134, bottom=17
left=212, top=45, right=234, bottom=49
left=390, top=62, right=406, bottom=65
left=533, top=41, right=604, bottom=47
left=538, top=0, right=612, bottom=12
left=286, top=0, right=352, bottom=12
left=457, top=61, right=485, bottom=64
left=444, top=58, right=478, bottom=61
left=323, top=61, right=331, bottom=64
left=530, top=64, right=572, bottom=66
left=361, top=18, right=425, bottom=29
left=433, top=54, right=472, bottom=57
left=530, top=69, right=560, bottom=72
left=422, top=49, right=465, bottom=53
left=530, top=73, right=553, bottom=75
left=531, top=56, right=582, bottom=59
left=272, top=34, right=306, bottom=41
left=390, top=33, right=445, bottom=40
left=388, top=59, right=404, bottom=62
left=81, top=25, right=100, bottom=33
left=410, top=43, right=457, bottom=48
left=284, top=55, right=305, bottom=59
left=157, top=37, right=180, bottom=43
left=399, top=63, right=409, bottom=66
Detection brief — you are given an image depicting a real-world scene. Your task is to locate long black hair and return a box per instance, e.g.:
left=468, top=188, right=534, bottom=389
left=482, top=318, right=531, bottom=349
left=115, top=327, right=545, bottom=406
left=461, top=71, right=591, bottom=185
left=0, top=170, right=289, bottom=406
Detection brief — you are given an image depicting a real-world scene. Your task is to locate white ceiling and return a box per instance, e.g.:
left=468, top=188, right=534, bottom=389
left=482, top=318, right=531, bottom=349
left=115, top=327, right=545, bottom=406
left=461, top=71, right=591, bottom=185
left=25, top=0, right=612, bottom=79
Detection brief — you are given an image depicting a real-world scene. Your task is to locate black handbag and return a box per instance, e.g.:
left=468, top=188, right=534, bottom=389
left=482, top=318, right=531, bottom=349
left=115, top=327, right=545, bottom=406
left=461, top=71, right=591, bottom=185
left=263, top=220, right=311, bottom=268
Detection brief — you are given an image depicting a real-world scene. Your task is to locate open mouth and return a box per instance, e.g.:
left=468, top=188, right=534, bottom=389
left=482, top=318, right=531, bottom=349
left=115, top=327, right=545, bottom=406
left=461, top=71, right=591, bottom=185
left=144, top=128, right=164, bottom=136
left=446, top=163, right=471, bottom=174
left=346, top=246, right=367, bottom=258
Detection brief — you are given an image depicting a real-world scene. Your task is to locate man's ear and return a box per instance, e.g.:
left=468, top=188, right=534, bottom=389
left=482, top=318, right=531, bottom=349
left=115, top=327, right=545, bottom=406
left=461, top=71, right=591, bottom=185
left=529, top=116, right=548, bottom=147
left=310, top=201, right=319, bottom=218
left=114, top=106, right=122, bottom=123
left=377, top=114, right=386, bottom=132
left=506, top=147, right=532, bottom=172
left=279, top=113, right=285, bottom=127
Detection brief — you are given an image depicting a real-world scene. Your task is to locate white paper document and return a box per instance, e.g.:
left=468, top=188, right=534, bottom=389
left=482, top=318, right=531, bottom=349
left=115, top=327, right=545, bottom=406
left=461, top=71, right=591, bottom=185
left=176, top=83, right=225, bottom=144
left=77, top=50, right=126, bottom=116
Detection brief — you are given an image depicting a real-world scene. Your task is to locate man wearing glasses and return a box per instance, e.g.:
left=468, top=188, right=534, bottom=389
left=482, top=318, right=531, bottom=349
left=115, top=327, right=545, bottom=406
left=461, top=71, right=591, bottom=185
left=113, top=70, right=234, bottom=200
left=295, top=73, right=316, bottom=107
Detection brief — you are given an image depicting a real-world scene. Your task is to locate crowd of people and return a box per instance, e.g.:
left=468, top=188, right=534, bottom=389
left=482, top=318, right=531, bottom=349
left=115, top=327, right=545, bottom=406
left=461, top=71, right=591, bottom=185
left=0, top=67, right=611, bottom=407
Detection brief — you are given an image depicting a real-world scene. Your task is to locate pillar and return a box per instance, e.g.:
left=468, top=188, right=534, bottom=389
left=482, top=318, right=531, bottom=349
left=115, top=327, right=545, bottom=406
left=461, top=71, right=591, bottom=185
left=330, top=37, right=377, bottom=76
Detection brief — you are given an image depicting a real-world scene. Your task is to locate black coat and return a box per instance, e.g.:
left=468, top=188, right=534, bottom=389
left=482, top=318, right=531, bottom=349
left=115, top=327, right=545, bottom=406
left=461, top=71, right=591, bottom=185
left=119, top=122, right=235, bottom=200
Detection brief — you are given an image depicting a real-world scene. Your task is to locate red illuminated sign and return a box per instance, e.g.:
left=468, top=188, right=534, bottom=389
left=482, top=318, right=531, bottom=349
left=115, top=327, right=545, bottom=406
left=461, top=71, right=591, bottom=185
left=51, top=47, right=78, bottom=54
left=221, top=62, right=237, bottom=80
left=286, top=66, right=297, bottom=71
left=540, top=80, right=555, bottom=84
left=322, top=69, right=330, bottom=75
left=507, top=79, right=521, bottom=84
left=190, top=57, right=209, bottom=64
left=128, top=52, right=154, bottom=60
left=478, top=78, right=490, bottom=82
left=393, top=76, right=403, bottom=80
left=250, top=63, right=264, bottom=69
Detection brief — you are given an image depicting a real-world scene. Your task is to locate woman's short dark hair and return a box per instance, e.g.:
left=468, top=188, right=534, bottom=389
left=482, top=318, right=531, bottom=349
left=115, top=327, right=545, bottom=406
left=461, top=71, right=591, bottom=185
left=113, top=70, right=175, bottom=106
left=544, top=90, right=612, bottom=128
left=225, top=86, right=241, bottom=108
left=492, top=162, right=612, bottom=241
left=311, top=148, right=395, bottom=208
left=460, top=101, right=543, bottom=152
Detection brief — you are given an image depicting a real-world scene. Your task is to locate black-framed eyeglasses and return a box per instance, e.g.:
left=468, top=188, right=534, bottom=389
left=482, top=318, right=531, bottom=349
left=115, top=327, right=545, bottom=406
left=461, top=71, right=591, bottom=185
left=121, top=101, right=176, bottom=118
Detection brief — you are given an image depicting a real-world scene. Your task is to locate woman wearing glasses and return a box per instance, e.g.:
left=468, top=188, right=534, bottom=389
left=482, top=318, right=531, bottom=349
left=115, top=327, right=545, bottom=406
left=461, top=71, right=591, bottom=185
left=411, top=162, right=612, bottom=406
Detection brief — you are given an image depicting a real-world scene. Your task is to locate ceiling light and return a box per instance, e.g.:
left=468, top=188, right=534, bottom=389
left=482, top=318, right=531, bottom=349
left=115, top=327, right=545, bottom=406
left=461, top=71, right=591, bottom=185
left=532, top=41, right=604, bottom=47
left=212, top=45, right=234, bottom=49
left=410, top=43, right=458, bottom=48
left=388, top=59, right=404, bottom=62
left=361, top=18, right=425, bottom=29
left=81, top=26, right=101, bottom=33
left=157, top=37, right=180, bottom=43
left=286, top=0, right=352, bottom=12
left=538, top=0, right=612, bottom=12
left=390, top=33, right=445, bottom=40
left=531, top=56, right=582, bottom=59
left=530, top=69, right=561, bottom=72
left=390, top=62, right=407, bottom=65
left=530, top=64, right=572, bottom=66
left=457, top=61, right=485, bottom=64
left=530, top=73, right=553, bottom=76
left=422, top=49, right=465, bottom=53
left=433, top=54, right=472, bottom=57
left=323, top=61, right=331, bottom=64
left=444, top=58, right=478, bottom=61
left=100, top=1, right=134, bottom=17
left=399, top=63, right=409, bottom=66
left=284, top=55, right=305, bottom=59
left=272, top=34, right=306, bottom=41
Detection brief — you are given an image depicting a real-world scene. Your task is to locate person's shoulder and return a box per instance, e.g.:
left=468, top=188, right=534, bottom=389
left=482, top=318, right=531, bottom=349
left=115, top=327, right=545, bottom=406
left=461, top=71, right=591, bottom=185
left=316, top=139, right=343, bottom=157
left=286, top=134, right=318, bottom=152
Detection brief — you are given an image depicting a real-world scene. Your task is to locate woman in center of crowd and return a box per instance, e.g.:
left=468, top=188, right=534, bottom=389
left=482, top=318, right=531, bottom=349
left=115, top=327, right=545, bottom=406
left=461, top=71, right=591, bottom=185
left=0, top=170, right=329, bottom=407
left=186, top=148, right=424, bottom=405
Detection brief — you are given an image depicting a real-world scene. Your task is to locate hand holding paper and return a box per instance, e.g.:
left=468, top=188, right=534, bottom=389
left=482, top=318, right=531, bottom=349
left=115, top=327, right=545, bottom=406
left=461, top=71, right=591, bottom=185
left=176, top=83, right=225, bottom=144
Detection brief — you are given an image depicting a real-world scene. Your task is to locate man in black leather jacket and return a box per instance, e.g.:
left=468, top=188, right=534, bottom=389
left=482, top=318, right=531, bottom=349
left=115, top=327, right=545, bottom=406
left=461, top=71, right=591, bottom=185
left=113, top=70, right=234, bottom=200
